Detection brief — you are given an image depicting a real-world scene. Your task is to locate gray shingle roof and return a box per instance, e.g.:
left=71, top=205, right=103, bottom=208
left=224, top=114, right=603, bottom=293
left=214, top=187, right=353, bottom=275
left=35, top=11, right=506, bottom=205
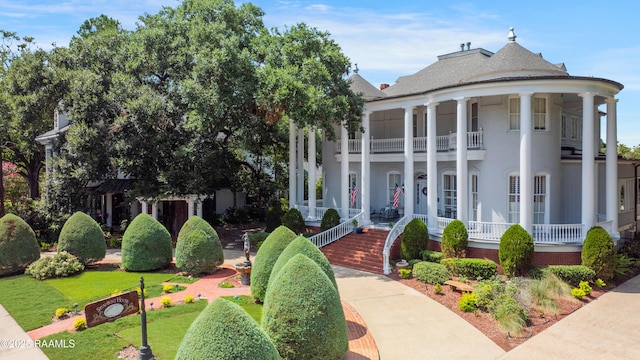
left=348, top=72, right=386, bottom=100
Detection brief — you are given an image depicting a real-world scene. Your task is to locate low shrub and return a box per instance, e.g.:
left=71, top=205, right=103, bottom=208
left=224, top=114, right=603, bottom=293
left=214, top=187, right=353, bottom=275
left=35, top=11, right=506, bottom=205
left=25, top=252, right=84, bottom=280
left=55, top=308, right=68, bottom=318
left=441, top=219, right=468, bottom=258
left=474, top=279, right=505, bottom=313
left=320, top=208, right=341, bottom=231
left=219, top=281, right=234, bottom=288
left=493, top=295, right=528, bottom=335
left=581, top=226, right=616, bottom=280
left=613, top=254, right=638, bottom=279
left=595, top=278, right=606, bottom=287
left=499, top=224, right=534, bottom=277
left=248, top=231, right=270, bottom=246
left=420, top=250, right=444, bottom=263
left=399, top=268, right=411, bottom=279
left=161, top=297, right=173, bottom=308
left=400, top=218, right=428, bottom=260
left=530, top=265, right=595, bottom=287
left=412, top=261, right=451, bottom=285
left=579, top=281, right=592, bottom=296
left=109, top=236, right=122, bottom=248
left=571, top=288, right=586, bottom=299
left=458, top=293, right=477, bottom=312
left=73, top=318, right=87, bottom=331
left=185, top=295, right=195, bottom=304
left=162, top=284, right=175, bottom=293
left=434, top=283, right=442, bottom=294
left=282, top=208, right=305, bottom=234
left=440, top=258, right=497, bottom=280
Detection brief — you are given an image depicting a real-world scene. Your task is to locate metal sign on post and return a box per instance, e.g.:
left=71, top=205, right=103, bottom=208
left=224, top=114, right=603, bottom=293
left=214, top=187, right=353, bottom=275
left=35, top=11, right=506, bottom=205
left=84, top=291, right=139, bottom=328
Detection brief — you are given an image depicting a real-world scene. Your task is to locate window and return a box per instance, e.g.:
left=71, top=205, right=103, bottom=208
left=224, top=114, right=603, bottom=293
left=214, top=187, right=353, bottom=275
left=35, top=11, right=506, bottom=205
left=561, top=114, right=568, bottom=139
left=508, top=97, right=520, bottom=130
left=470, top=102, right=478, bottom=132
left=471, top=174, right=478, bottom=221
left=508, top=175, right=520, bottom=223
left=388, top=172, right=402, bottom=205
left=413, top=114, right=418, bottom=138
left=533, top=175, right=547, bottom=224
left=443, top=174, right=457, bottom=218
left=349, top=172, right=358, bottom=208
left=619, top=178, right=635, bottom=213
left=533, top=97, right=547, bottom=130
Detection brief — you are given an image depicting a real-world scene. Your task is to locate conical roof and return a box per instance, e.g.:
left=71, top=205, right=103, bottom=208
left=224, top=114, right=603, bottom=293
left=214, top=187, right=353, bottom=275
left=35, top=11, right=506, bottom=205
left=348, top=72, right=386, bottom=100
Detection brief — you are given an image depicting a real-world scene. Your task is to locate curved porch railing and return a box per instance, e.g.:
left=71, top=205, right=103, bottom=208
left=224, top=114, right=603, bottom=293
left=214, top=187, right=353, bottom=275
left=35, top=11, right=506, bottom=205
left=382, top=214, right=428, bottom=275
left=308, top=210, right=364, bottom=248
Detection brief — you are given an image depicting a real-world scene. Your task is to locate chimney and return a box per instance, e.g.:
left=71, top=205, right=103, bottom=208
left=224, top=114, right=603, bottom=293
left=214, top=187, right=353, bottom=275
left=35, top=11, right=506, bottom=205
left=466, top=42, right=471, bottom=50
left=380, top=83, right=389, bottom=90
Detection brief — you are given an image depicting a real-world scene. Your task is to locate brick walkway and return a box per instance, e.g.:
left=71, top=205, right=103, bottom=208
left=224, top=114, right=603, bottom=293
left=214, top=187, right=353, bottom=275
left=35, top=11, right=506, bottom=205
left=27, top=262, right=378, bottom=359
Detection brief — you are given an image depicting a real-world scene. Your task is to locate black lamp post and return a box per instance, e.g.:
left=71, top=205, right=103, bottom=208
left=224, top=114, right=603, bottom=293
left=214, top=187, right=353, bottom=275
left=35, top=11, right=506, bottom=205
left=139, top=276, right=154, bottom=360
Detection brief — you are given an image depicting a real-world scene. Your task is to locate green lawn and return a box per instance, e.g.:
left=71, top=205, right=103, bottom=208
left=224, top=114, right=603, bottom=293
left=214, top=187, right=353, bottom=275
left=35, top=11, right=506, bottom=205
left=221, top=295, right=263, bottom=324
left=41, top=301, right=207, bottom=360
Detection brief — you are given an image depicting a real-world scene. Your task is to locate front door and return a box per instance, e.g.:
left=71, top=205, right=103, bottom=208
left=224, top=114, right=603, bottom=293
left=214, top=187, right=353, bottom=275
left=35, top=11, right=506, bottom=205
left=415, top=177, right=427, bottom=214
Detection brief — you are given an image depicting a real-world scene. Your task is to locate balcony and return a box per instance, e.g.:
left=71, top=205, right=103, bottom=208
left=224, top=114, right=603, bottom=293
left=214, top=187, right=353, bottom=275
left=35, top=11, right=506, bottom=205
left=336, top=130, right=483, bottom=154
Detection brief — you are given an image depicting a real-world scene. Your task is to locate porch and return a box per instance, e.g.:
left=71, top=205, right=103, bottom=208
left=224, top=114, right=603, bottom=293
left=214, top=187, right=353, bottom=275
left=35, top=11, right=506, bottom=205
left=335, top=130, right=483, bottom=154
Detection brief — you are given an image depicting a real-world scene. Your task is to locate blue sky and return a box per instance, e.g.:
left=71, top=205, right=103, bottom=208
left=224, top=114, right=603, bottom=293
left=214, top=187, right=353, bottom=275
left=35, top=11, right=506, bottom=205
left=1, top=0, right=639, bottom=146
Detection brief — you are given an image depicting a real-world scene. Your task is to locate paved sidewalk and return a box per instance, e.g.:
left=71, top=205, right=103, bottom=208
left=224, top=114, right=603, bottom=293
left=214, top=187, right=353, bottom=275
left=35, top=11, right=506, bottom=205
left=0, top=305, right=48, bottom=360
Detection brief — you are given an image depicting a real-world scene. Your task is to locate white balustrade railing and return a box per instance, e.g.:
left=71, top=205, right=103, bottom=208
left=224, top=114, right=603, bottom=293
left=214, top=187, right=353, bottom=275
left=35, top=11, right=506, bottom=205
left=382, top=214, right=429, bottom=274
left=309, top=210, right=364, bottom=248
left=533, top=223, right=584, bottom=244
left=436, top=217, right=455, bottom=233
left=467, top=221, right=512, bottom=241
left=336, top=132, right=484, bottom=154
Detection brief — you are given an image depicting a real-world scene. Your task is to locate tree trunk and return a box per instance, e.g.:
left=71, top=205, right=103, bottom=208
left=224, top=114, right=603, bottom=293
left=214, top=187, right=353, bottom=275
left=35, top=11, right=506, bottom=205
left=26, top=161, right=41, bottom=200
left=0, top=150, right=5, bottom=217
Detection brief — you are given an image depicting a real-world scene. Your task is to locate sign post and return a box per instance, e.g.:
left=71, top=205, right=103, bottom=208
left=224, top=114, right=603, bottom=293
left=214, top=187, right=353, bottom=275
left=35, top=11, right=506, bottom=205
left=138, top=276, right=154, bottom=360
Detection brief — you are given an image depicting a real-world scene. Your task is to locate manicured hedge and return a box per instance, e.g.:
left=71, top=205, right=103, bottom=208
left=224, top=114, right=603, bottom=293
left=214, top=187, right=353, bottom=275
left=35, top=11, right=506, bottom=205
left=250, top=225, right=297, bottom=302
left=0, top=214, right=40, bottom=276
left=499, top=224, right=534, bottom=277
left=441, top=219, right=468, bottom=258
left=57, top=212, right=106, bottom=265
left=440, top=258, right=498, bottom=280
left=121, top=214, right=173, bottom=272
left=269, top=236, right=337, bottom=289
left=420, top=250, right=444, bottom=263
left=175, top=298, right=279, bottom=360
left=400, top=218, right=428, bottom=260
left=320, top=208, right=341, bottom=231
left=581, top=226, right=616, bottom=280
left=412, top=261, right=451, bottom=285
left=282, top=208, right=305, bottom=234
left=175, top=216, right=223, bottom=274
left=530, top=265, right=596, bottom=287
left=262, top=254, right=348, bottom=360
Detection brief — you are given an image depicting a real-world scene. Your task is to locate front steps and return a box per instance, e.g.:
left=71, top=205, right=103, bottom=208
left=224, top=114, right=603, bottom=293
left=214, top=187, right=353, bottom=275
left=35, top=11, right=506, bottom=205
left=320, top=228, right=389, bottom=274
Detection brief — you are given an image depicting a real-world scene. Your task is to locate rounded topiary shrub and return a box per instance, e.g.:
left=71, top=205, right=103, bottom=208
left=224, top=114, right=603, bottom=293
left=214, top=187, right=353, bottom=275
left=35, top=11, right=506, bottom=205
left=175, top=298, right=279, bottom=360
left=499, top=224, right=534, bottom=277
left=282, top=208, right=305, bottom=234
left=57, top=211, right=106, bottom=265
left=441, top=219, right=468, bottom=258
left=263, top=254, right=348, bottom=360
left=250, top=225, right=297, bottom=302
left=581, top=226, right=616, bottom=280
left=400, top=218, right=428, bottom=260
left=0, top=213, right=40, bottom=276
left=270, top=235, right=337, bottom=289
left=175, top=216, right=223, bottom=274
left=412, top=261, right=451, bottom=284
left=320, top=208, right=341, bottom=231
left=121, top=213, right=173, bottom=272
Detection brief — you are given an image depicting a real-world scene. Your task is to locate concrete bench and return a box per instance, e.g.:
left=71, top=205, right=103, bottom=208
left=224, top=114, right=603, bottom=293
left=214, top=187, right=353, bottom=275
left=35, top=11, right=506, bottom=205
left=444, top=280, right=474, bottom=293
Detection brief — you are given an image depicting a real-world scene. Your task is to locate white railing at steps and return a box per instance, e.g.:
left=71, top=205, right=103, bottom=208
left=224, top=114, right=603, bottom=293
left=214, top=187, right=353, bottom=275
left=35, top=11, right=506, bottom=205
left=309, top=210, right=364, bottom=248
left=336, top=131, right=483, bottom=154
left=382, top=214, right=428, bottom=275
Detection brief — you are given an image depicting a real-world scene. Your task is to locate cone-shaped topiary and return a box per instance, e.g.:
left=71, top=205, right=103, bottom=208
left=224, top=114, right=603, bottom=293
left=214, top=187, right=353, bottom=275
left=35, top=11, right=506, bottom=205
left=57, top=212, right=106, bottom=265
left=441, top=219, right=468, bottom=258
left=250, top=226, right=297, bottom=302
left=121, top=213, right=172, bottom=271
left=263, top=254, right=348, bottom=360
left=0, top=214, right=40, bottom=276
left=499, top=224, right=534, bottom=277
left=175, top=298, right=280, bottom=360
left=270, top=236, right=337, bottom=289
left=582, top=226, right=616, bottom=280
left=320, top=208, right=341, bottom=231
left=282, top=208, right=305, bottom=234
left=175, top=216, right=223, bottom=274
left=400, top=218, right=429, bottom=260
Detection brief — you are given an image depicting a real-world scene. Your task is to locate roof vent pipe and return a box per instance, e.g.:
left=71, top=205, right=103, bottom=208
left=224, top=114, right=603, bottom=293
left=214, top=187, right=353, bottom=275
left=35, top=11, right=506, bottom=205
left=466, top=42, right=471, bottom=50
left=460, top=43, right=465, bottom=51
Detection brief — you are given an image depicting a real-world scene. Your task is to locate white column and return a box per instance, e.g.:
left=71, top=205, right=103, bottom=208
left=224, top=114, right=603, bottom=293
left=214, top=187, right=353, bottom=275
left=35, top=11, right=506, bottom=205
left=455, top=97, right=468, bottom=224
left=581, top=92, right=596, bottom=233
left=106, top=193, right=113, bottom=227
left=141, top=200, right=148, bottom=214
left=427, top=102, right=439, bottom=230
left=289, top=119, right=297, bottom=208
left=361, top=112, right=371, bottom=224
left=187, top=198, right=195, bottom=219
left=340, top=124, right=350, bottom=219
left=519, top=93, right=533, bottom=233
left=297, top=127, right=304, bottom=206
left=606, top=98, right=620, bottom=238
left=404, top=106, right=415, bottom=216
left=151, top=201, right=158, bottom=219
left=196, top=200, right=203, bottom=218
left=307, top=127, right=317, bottom=220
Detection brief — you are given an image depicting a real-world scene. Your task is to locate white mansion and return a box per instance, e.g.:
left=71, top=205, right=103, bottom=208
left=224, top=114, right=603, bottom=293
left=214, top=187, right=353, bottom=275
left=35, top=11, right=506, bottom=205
left=290, top=29, right=634, bottom=268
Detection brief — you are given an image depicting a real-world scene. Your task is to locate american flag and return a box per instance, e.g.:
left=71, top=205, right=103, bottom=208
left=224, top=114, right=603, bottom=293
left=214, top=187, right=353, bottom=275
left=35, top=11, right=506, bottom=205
left=393, top=184, right=402, bottom=209
left=351, top=184, right=359, bottom=206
